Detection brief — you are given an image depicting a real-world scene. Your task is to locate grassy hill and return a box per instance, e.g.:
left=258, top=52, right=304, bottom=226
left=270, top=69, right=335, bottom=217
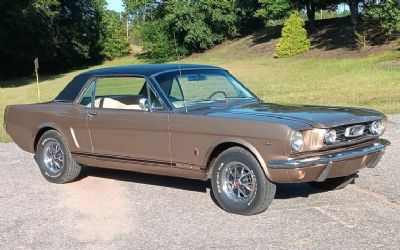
left=1, top=18, right=400, bottom=142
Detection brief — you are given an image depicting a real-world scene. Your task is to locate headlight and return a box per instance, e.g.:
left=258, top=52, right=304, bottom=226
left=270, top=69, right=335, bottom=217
left=324, top=129, right=337, bottom=144
left=370, top=120, right=384, bottom=135
left=291, top=131, right=304, bottom=152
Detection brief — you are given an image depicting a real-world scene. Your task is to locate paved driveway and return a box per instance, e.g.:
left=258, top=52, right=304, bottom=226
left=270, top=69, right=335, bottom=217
left=0, top=116, right=399, bottom=250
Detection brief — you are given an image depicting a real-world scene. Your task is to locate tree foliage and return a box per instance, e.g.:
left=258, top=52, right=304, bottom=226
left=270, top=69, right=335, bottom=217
left=364, top=0, right=400, bottom=35
left=256, top=0, right=295, bottom=24
left=256, top=0, right=341, bottom=26
left=134, top=19, right=184, bottom=62
left=0, top=0, right=129, bottom=78
left=102, top=10, right=130, bottom=59
left=125, top=0, right=244, bottom=62
left=275, top=11, right=310, bottom=57
left=235, top=0, right=264, bottom=34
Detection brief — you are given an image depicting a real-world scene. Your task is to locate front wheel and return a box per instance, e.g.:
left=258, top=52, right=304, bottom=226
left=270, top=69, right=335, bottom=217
left=309, top=173, right=357, bottom=191
left=36, top=130, right=81, bottom=184
left=211, top=147, right=276, bottom=216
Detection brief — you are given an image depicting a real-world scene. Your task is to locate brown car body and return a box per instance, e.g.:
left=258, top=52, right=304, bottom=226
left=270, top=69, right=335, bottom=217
left=4, top=64, right=389, bottom=184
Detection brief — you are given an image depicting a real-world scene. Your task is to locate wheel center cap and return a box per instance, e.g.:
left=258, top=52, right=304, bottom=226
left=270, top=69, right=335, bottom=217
left=233, top=179, right=240, bottom=188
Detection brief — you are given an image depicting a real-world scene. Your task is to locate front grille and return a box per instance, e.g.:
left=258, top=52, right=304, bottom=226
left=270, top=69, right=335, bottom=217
left=335, top=122, right=372, bottom=142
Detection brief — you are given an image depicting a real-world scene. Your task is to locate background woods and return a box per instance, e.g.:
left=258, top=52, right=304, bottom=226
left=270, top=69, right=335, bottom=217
left=0, top=0, right=130, bottom=78
left=0, top=0, right=399, bottom=77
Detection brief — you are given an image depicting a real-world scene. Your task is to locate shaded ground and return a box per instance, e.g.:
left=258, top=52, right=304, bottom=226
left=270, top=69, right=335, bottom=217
left=0, top=116, right=399, bottom=249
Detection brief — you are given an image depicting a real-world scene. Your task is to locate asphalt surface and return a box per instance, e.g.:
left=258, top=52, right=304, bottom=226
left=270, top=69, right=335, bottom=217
left=0, top=116, right=399, bottom=250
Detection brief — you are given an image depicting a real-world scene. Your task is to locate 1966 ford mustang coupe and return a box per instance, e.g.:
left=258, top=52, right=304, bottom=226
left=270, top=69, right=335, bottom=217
left=4, top=64, right=390, bottom=215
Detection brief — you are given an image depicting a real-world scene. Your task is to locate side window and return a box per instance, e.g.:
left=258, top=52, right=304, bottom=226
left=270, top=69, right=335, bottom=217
left=79, top=81, right=95, bottom=107
left=88, top=76, right=165, bottom=111
left=95, top=77, right=145, bottom=97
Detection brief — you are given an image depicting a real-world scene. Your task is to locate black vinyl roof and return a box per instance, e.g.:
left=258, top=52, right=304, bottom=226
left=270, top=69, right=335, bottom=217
left=55, top=64, right=222, bottom=102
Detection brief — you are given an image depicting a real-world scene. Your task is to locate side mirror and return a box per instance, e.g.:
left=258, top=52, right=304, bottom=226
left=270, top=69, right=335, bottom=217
left=138, top=97, right=151, bottom=111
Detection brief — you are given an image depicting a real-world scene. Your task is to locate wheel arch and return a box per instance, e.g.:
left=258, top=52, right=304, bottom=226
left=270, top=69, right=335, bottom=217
left=33, top=124, right=64, bottom=153
left=205, top=138, right=270, bottom=179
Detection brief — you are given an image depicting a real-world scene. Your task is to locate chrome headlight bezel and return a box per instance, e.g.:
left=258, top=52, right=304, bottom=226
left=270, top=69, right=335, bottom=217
left=290, top=131, right=304, bottom=152
left=370, top=120, right=384, bottom=136
left=324, top=129, right=337, bottom=144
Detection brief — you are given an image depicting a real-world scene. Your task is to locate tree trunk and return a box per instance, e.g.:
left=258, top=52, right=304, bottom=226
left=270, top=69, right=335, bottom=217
left=348, top=0, right=359, bottom=25
left=306, top=1, right=316, bottom=29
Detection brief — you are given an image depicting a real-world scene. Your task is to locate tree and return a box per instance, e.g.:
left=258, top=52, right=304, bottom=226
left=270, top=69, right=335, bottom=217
left=275, top=11, right=310, bottom=57
left=102, top=10, right=130, bottom=59
left=134, top=19, right=182, bottom=62
left=0, top=0, right=111, bottom=78
left=54, top=0, right=106, bottom=67
left=364, top=0, right=400, bottom=34
left=256, top=0, right=341, bottom=28
left=164, top=0, right=237, bottom=52
left=347, top=0, right=360, bottom=24
left=255, top=0, right=295, bottom=25
left=235, top=0, right=263, bottom=34
left=126, top=0, right=238, bottom=61
left=0, top=0, right=60, bottom=77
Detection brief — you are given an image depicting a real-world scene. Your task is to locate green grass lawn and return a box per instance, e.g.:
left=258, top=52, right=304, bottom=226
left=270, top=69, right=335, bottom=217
left=1, top=51, right=400, bottom=142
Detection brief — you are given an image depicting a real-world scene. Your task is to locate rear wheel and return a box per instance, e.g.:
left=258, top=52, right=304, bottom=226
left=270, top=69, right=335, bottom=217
left=210, top=147, right=276, bottom=216
left=309, top=173, right=357, bottom=191
left=36, top=130, right=81, bottom=184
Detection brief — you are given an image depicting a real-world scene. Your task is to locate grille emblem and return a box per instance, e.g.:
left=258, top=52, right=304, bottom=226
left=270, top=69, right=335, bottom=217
left=345, top=125, right=365, bottom=138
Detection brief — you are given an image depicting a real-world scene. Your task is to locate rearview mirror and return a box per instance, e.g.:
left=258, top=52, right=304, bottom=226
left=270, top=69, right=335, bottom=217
left=139, top=97, right=151, bottom=111
left=187, top=74, right=207, bottom=81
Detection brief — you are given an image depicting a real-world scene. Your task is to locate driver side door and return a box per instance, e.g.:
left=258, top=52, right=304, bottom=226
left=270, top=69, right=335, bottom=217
left=80, top=76, right=171, bottom=165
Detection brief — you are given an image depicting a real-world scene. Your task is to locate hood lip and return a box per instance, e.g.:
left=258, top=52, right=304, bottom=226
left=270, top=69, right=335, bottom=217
left=227, top=111, right=321, bottom=128
left=229, top=110, right=384, bottom=129
left=210, top=102, right=385, bottom=129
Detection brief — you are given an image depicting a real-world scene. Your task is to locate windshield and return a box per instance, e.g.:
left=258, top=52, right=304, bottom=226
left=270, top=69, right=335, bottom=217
left=155, top=69, right=255, bottom=108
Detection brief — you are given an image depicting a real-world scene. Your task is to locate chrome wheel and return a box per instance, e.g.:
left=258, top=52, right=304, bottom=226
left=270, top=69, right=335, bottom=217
left=43, top=140, right=64, bottom=174
left=221, top=162, right=256, bottom=203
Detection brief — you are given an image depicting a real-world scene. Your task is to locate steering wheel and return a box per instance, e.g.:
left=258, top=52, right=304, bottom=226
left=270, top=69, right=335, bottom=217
left=207, top=91, right=227, bottom=100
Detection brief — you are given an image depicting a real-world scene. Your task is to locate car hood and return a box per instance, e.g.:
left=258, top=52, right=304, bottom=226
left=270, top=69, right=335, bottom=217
left=205, top=103, right=384, bottom=128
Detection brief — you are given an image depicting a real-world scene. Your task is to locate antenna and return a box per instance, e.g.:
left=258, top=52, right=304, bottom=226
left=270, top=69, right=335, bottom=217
left=173, top=31, right=187, bottom=112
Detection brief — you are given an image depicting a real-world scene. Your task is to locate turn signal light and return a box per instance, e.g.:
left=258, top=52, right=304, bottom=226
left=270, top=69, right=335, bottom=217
left=295, top=169, right=305, bottom=180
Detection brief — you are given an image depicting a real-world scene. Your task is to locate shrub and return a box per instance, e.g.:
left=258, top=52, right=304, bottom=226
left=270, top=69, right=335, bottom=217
left=274, top=11, right=310, bottom=58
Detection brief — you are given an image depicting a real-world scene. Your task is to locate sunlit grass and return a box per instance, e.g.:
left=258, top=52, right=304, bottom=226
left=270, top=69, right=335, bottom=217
left=1, top=50, right=400, bottom=142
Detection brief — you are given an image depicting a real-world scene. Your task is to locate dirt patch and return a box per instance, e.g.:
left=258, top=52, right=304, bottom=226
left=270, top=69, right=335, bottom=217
left=304, top=41, right=399, bottom=59
left=57, top=176, right=134, bottom=242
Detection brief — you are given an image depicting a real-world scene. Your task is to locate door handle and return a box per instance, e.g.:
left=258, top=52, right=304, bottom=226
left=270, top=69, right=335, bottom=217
left=86, top=112, right=99, bottom=118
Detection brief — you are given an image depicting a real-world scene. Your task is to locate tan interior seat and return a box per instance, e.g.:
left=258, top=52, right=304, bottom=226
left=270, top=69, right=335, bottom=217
left=94, top=98, right=143, bottom=110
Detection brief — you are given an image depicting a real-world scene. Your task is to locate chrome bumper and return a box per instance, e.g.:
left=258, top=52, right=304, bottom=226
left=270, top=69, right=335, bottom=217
left=268, top=139, right=390, bottom=169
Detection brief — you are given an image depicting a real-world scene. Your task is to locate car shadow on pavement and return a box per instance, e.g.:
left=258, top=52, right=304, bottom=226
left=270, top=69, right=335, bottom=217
left=82, top=167, right=211, bottom=193
left=81, top=166, right=329, bottom=199
left=275, top=183, right=325, bottom=199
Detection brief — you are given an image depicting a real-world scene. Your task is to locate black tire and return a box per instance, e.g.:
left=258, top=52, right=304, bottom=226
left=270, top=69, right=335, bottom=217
left=36, top=130, right=81, bottom=184
left=309, top=173, right=357, bottom=191
left=210, top=147, right=276, bottom=216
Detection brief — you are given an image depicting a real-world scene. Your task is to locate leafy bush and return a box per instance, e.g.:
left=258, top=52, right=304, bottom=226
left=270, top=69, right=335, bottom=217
left=274, top=11, right=310, bottom=58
